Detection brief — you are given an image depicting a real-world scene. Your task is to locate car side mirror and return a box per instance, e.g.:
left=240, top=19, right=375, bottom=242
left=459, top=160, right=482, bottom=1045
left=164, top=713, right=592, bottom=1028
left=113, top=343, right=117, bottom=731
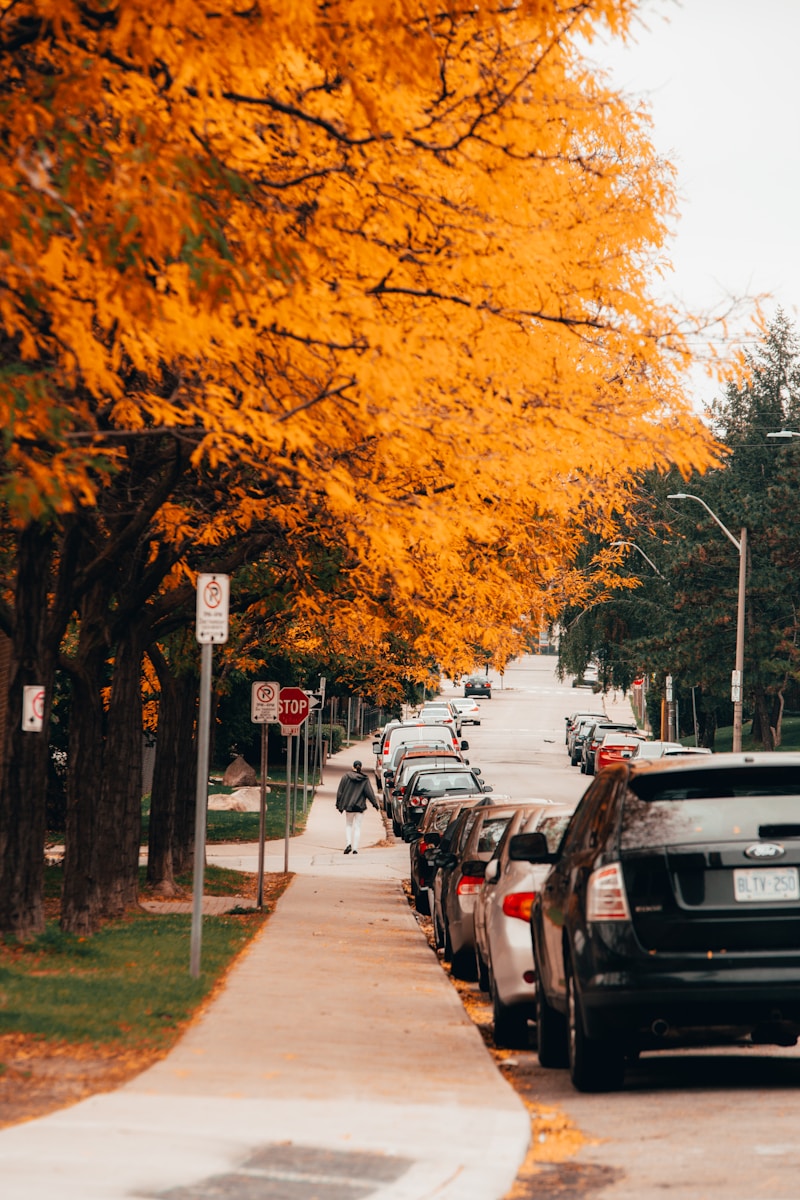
left=472, top=767, right=482, bottom=775
left=372, top=741, right=381, bottom=754
left=484, top=858, right=501, bottom=885
left=402, top=824, right=420, bottom=842
left=482, top=784, right=493, bottom=793
left=508, top=832, right=555, bottom=863
left=424, top=831, right=441, bottom=847
left=460, top=739, right=470, bottom=750
left=460, top=859, right=487, bottom=879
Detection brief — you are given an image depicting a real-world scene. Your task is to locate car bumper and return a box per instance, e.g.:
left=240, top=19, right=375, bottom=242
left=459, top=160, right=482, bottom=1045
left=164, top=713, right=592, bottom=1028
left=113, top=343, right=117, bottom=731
left=574, top=932, right=800, bottom=1042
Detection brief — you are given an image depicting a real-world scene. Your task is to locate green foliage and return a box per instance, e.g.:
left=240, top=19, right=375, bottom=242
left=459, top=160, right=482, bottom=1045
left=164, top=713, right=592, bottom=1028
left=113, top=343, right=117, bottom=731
left=558, top=313, right=800, bottom=749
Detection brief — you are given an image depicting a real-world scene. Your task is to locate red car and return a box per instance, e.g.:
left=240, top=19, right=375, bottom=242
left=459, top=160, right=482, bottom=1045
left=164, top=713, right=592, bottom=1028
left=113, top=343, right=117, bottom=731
left=595, top=732, right=645, bottom=772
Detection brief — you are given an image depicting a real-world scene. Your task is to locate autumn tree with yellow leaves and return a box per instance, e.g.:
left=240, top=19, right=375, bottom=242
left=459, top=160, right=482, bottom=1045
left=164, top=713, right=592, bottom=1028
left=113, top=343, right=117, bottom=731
left=0, top=0, right=720, bottom=936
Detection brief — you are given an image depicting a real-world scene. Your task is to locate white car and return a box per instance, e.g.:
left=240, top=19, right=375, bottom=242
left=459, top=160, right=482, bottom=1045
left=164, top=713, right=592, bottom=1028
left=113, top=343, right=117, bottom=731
left=452, top=698, right=482, bottom=725
left=474, top=802, right=575, bottom=1047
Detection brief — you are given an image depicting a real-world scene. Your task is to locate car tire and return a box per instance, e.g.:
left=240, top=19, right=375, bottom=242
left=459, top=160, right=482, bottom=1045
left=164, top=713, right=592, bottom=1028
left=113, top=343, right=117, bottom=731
left=450, top=943, right=478, bottom=981
left=492, top=989, right=532, bottom=1049
left=579, top=758, right=586, bottom=774
left=392, top=816, right=402, bottom=837
left=475, top=945, right=490, bottom=992
left=534, top=961, right=568, bottom=1068
left=412, top=880, right=430, bottom=916
left=566, top=958, right=624, bottom=1093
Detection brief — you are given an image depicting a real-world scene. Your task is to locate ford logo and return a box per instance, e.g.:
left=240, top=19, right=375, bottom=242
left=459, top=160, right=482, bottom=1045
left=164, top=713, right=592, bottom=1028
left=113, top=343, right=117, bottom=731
left=744, top=843, right=786, bottom=860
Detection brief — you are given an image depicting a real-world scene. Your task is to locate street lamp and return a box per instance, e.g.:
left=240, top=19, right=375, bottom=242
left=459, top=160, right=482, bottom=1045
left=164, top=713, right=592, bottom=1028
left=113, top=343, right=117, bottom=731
left=667, top=493, right=747, bottom=753
left=610, top=541, right=668, bottom=581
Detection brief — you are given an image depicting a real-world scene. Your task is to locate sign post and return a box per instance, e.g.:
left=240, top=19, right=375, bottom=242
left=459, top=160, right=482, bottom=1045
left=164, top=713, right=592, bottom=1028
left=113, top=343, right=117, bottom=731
left=278, top=687, right=311, bottom=870
left=251, top=681, right=279, bottom=907
left=191, top=574, right=229, bottom=979
left=21, top=686, right=45, bottom=732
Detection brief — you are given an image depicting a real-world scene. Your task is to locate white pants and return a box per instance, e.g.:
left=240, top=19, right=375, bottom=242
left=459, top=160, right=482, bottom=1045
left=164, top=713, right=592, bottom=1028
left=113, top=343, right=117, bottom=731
left=345, top=810, right=364, bottom=851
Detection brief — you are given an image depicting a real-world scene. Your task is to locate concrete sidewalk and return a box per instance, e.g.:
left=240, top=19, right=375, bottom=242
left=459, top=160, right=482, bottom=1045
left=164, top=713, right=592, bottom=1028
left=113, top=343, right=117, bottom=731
left=0, top=743, right=530, bottom=1200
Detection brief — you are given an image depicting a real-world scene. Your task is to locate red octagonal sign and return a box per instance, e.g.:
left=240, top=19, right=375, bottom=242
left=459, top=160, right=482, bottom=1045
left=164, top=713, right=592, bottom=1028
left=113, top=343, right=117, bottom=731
left=278, top=686, right=311, bottom=728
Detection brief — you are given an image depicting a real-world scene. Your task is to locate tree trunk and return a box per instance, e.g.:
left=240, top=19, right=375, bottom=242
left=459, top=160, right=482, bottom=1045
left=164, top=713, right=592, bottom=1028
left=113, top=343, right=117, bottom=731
left=0, top=526, right=55, bottom=938
left=751, top=687, right=775, bottom=751
left=770, top=689, right=785, bottom=749
left=61, top=636, right=109, bottom=935
left=61, top=605, right=145, bottom=932
left=147, top=645, right=198, bottom=891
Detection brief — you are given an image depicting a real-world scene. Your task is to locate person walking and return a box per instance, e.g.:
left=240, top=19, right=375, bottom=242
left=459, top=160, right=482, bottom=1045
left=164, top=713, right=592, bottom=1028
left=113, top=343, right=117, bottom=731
left=335, top=760, right=379, bottom=854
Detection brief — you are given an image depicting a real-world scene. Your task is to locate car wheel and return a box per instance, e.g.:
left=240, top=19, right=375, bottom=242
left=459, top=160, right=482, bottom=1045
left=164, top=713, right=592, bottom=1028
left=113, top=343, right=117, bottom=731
left=450, top=943, right=478, bottom=981
left=412, top=880, right=430, bottom=916
left=566, top=958, right=624, bottom=1093
left=475, top=945, right=490, bottom=992
left=434, top=912, right=445, bottom=952
left=579, top=758, right=586, bottom=774
left=392, top=816, right=402, bottom=837
left=534, top=961, right=568, bottom=1068
left=493, top=989, right=532, bottom=1049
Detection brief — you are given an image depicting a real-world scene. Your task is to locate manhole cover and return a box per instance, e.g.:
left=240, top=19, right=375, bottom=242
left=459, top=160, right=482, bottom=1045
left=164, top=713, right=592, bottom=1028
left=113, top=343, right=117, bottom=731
left=147, top=1143, right=413, bottom=1200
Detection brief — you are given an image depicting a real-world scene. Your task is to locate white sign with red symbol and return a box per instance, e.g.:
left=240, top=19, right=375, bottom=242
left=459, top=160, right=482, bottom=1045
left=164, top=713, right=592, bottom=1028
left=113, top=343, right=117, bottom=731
left=22, top=685, right=45, bottom=732
left=195, top=574, right=230, bottom=644
left=279, top=686, right=311, bottom=736
left=251, top=681, right=280, bottom=724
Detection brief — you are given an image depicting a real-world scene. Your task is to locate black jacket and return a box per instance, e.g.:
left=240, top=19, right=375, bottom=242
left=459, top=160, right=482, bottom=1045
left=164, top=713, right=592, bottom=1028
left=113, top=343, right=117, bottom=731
left=336, top=769, right=379, bottom=813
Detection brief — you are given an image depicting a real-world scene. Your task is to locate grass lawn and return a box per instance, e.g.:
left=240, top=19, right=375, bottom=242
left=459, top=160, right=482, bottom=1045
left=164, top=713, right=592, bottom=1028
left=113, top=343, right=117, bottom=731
left=691, top=714, right=800, bottom=753
left=0, top=865, right=292, bottom=1128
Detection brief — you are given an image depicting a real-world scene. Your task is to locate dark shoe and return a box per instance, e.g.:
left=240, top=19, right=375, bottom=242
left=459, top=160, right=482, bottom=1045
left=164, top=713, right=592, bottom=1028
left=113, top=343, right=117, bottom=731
left=353, top=850, right=358, bottom=854
left=344, top=845, right=352, bottom=854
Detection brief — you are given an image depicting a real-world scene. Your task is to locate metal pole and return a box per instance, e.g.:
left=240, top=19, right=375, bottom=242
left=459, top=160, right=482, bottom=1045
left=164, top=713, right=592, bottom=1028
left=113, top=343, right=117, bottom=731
left=303, top=719, right=309, bottom=813
left=190, top=641, right=213, bottom=978
left=347, top=696, right=352, bottom=746
left=691, top=686, right=700, bottom=747
left=284, top=733, right=292, bottom=873
left=293, top=729, right=300, bottom=831
left=733, top=527, right=747, bottom=753
left=257, top=722, right=267, bottom=908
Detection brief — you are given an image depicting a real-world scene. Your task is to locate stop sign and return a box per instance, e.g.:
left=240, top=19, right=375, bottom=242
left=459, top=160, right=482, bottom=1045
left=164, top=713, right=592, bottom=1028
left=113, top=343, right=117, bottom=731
left=278, top=686, right=311, bottom=730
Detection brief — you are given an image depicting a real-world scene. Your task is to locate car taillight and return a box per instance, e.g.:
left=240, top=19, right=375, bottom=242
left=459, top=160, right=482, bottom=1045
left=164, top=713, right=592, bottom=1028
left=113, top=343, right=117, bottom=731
left=419, top=840, right=431, bottom=853
left=502, top=892, right=536, bottom=921
left=457, top=874, right=485, bottom=896
left=586, top=863, right=630, bottom=921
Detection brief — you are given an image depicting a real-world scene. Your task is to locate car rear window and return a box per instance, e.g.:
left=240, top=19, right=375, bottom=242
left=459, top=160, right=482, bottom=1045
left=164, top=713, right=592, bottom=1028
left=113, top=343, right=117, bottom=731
left=414, top=772, right=476, bottom=795
left=621, top=766, right=800, bottom=848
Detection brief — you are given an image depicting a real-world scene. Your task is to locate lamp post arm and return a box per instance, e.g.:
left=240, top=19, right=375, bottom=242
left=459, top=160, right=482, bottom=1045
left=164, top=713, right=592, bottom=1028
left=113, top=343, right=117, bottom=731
left=667, top=494, right=741, bottom=552
left=610, top=541, right=668, bottom=582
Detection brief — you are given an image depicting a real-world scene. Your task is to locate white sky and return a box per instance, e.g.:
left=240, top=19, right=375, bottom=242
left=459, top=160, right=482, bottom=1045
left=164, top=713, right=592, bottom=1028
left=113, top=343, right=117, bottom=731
left=587, top=0, right=800, bottom=408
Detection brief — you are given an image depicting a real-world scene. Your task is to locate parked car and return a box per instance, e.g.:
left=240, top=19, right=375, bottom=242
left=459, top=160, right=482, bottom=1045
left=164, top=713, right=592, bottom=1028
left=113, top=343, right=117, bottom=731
left=395, top=765, right=490, bottom=834
left=375, top=721, right=469, bottom=791
left=569, top=716, right=604, bottom=766
left=525, top=752, right=800, bottom=1093
left=474, top=802, right=574, bottom=1047
left=464, top=674, right=492, bottom=698
left=580, top=720, right=639, bottom=776
left=630, top=739, right=685, bottom=759
left=385, top=748, right=466, bottom=820
left=565, top=709, right=605, bottom=748
left=433, top=801, right=536, bottom=979
left=380, top=737, right=457, bottom=806
left=408, top=794, right=498, bottom=915
left=452, top=697, right=482, bottom=725
left=595, top=731, right=646, bottom=772
left=418, top=700, right=463, bottom=735
left=662, top=746, right=713, bottom=756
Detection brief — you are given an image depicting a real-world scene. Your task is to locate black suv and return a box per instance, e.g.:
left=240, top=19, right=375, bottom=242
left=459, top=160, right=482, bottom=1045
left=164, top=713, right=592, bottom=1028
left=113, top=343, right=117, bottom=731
left=519, top=753, right=800, bottom=1093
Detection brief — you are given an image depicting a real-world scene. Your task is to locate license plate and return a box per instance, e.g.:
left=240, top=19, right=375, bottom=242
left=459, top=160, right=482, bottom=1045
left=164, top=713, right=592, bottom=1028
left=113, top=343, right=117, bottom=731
left=733, top=866, right=800, bottom=903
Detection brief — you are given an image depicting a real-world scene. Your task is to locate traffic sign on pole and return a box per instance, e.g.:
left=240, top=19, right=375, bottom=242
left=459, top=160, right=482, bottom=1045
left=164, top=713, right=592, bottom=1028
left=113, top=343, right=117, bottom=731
left=22, top=686, right=45, bottom=732
left=196, top=574, right=230, bottom=643
left=279, top=686, right=311, bottom=736
left=304, top=690, right=322, bottom=711
left=252, top=680, right=280, bottom=723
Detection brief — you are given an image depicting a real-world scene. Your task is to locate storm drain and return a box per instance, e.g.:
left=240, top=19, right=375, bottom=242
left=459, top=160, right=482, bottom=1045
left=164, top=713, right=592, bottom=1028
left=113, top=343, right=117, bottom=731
left=146, top=1144, right=414, bottom=1200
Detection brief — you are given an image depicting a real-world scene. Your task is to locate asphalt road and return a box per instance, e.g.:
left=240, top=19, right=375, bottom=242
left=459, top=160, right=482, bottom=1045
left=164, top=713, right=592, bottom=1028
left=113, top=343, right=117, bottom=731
left=448, top=657, right=800, bottom=1200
